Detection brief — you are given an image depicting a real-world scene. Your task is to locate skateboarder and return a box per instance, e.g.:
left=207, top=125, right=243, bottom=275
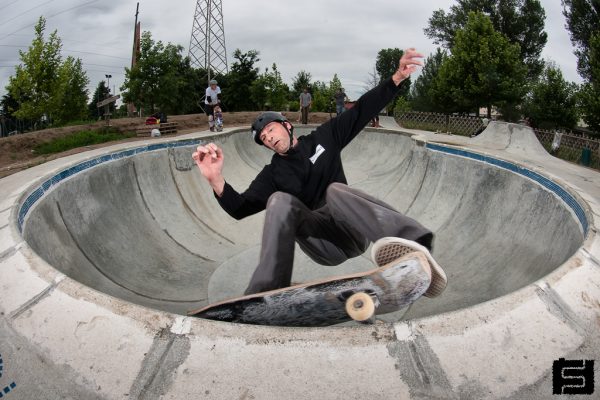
left=205, top=79, right=221, bottom=132
left=193, top=48, right=447, bottom=298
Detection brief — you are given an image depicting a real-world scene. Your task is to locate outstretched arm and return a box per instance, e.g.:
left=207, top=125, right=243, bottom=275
left=329, top=48, right=424, bottom=148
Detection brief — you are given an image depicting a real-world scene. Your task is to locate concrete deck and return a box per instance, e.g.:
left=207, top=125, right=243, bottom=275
left=1, top=120, right=599, bottom=399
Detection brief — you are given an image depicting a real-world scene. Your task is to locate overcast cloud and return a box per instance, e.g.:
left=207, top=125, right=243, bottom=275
left=0, top=0, right=582, bottom=102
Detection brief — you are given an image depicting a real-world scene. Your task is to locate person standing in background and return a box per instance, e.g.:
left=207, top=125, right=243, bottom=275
left=205, top=79, right=221, bottom=132
left=333, top=88, right=348, bottom=116
left=299, top=88, right=312, bottom=124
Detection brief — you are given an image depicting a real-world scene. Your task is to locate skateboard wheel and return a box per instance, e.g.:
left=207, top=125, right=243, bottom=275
left=345, top=292, right=375, bottom=322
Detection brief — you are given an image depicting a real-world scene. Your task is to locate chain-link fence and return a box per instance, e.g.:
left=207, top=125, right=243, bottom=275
left=534, top=129, right=599, bottom=170
left=395, top=111, right=484, bottom=136
left=394, top=111, right=600, bottom=171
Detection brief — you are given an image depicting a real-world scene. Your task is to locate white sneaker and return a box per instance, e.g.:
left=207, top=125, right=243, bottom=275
left=371, top=237, right=447, bottom=297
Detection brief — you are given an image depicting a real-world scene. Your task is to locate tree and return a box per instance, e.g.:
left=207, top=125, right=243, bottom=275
left=251, top=63, right=290, bottom=111
left=121, top=31, right=192, bottom=115
left=6, top=16, right=88, bottom=126
left=329, top=74, right=342, bottom=94
left=363, top=65, right=379, bottom=92
left=431, top=12, right=528, bottom=117
left=6, top=17, right=63, bottom=122
left=52, top=57, right=89, bottom=124
left=523, top=63, right=579, bottom=129
left=222, top=49, right=260, bottom=111
left=409, top=48, right=448, bottom=112
left=579, top=83, right=600, bottom=132
left=1, top=92, right=18, bottom=120
left=578, top=32, right=600, bottom=132
left=310, top=81, right=331, bottom=113
left=561, top=0, right=600, bottom=81
left=88, top=80, right=111, bottom=119
left=326, top=74, right=343, bottom=112
left=425, top=0, right=547, bottom=79
left=179, top=65, right=207, bottom=115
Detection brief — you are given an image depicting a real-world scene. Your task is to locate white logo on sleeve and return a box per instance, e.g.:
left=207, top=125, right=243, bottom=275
left=309, top=144, right=325, bottom=164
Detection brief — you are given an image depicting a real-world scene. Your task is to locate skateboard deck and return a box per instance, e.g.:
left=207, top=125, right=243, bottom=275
left=188, top=252, right=431, bottom=327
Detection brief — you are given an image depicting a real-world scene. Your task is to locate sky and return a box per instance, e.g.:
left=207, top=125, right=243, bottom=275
left=0, top=0, right=582, bottom=103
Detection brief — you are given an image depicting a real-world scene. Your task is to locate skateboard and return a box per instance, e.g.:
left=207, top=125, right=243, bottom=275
left=215, top=113, right=223, bottom=132
left=188, top=251, right=432, bottom=327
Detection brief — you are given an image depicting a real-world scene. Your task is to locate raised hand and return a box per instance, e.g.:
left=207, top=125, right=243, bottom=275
left=192, top=143, right=226, bottom=195
left=393, top=48, right=425, bottom=85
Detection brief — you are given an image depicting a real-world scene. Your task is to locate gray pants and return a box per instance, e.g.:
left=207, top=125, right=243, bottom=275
left=301, top=106, right=310, bottom=124
left=245, top=183, right=433, bottom=295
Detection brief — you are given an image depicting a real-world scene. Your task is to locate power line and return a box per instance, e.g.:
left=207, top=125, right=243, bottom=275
left=0, top=44, right=128, bottom=60
left=0, top=0, right=101, bottom=41
left=45, top=0, right=102, bottom=22
left=0, top=0, right=56, bottom=27
left=0, top=33, right=120, bottom=51
left=0, top=0, right=20, bottom=9
left=84, top=63, right=126, bottom=69
left=86, top=69, right=124, bottom=75
left=63, top=49, right=128, bottom=60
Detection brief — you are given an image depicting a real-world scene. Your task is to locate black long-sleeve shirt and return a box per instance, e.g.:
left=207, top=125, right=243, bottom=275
left=216, top=77, right=405, bottom=220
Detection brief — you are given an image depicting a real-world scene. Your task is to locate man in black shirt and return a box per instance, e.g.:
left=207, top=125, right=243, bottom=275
left=193, top=48, right=446, bottom=298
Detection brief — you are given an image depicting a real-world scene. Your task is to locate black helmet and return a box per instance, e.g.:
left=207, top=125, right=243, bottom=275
left=251, top=111, right=289, bottom=146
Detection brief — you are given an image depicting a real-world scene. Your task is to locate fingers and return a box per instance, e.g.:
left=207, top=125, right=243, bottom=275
left=403, top=48, right=425, bottom=59
left=393, top=48, right=424, bottom=81
left=400, top=49, right=424, bottom=68
left=193, top=143, right=221, bottom=162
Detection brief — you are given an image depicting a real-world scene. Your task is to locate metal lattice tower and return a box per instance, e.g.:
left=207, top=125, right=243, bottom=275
left=188, top=0, right=228, bottom=83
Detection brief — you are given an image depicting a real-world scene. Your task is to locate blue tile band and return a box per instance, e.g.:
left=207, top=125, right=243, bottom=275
left=0, top=354, right=16, bottom=398
left=426, top=143, right=589, bottom=234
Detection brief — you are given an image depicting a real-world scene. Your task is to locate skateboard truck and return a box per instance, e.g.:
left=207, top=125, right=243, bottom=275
left=345, top=292, right=379, bottom=323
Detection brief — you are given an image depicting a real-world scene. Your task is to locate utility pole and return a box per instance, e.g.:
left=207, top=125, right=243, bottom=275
left=188, top=0, right=228, bottom=85
left=132, top=2, right=139, bottom=70
left=128, top=2, right=141, bottom=117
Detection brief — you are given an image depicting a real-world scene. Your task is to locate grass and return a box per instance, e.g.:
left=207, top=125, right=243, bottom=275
left=34, top=128, right=135, bottom=155
left=540, top=141, right=600, bottom=170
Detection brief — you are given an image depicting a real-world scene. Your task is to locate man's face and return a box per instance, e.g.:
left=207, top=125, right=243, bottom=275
left=210, top=84, right=217, bottom=90
left=260, top=121, right=292, bottom=154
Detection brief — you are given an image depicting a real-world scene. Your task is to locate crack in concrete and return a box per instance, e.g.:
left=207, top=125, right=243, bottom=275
left=9, top=280, right=59, bottom=320
left=581, top=248, right=600, bottom=268
left=388, top=329, right=458, bottom=399
left=128, top=327, right=191, bottom=399
left=0, top=245, right=19, bottom=263
left=535, top=282, right=587, bottom=337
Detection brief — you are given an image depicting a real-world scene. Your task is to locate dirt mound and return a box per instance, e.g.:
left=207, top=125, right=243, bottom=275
left=0, top=111, right=334, bottom=178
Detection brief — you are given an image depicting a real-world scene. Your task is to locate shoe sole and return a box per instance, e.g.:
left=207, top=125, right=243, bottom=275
left=371, top=237, right=447, bottom=298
